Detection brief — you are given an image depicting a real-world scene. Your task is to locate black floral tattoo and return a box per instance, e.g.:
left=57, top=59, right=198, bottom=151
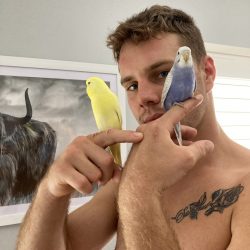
left=172, top=184, right=244, bottom=223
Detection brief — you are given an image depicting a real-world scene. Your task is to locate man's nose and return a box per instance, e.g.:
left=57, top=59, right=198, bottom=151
left=137, top=81, right=162, bottom=107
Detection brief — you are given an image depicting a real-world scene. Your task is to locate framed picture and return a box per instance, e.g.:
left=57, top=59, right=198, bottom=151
left=0, top=55, right=126, bottom=226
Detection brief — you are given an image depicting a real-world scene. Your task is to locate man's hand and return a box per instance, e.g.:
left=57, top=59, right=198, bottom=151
left=121, top=94, right=214, bottom=193
left=46, top=129, right=143, bottom=198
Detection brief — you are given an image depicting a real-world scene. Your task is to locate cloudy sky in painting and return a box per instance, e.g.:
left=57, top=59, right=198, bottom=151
left=0, top=75, right=102, bottom=156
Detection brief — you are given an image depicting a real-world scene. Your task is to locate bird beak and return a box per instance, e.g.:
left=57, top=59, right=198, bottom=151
left=183, top=51, right=190, bottom=62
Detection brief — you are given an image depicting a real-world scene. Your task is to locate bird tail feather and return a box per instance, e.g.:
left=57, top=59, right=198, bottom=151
left=109, top=143, right=122, bottom=166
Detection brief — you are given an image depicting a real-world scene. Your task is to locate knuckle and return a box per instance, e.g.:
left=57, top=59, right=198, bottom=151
left=64, top=145, right=79, bottom=160
left=75, top=178, right=90, bottom=192
left=87, top=132, right=101, bottom=140
left=184, top=151, right=195, bottom=166
left=73, top=135, right=87, bottom=143
left=105, top=128, right=117, bottom=135
left=72, top=136, right=91, bottom=147
left=54, top=161, right=67, bottom=173
left=87, top=129, right=118, bottom=146
left=102, top=153, right=114, bottom=166
left=92, top=170, right=102, bottom=182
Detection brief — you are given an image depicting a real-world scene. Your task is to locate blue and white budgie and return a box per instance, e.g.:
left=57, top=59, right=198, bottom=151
left=161, top=46, right=196, bottom=145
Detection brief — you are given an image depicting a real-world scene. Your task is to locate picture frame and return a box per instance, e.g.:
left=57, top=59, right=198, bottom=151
left=0, top=55, right=126, bottom=226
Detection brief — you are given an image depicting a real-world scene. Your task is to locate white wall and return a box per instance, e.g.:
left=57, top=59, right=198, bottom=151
left=1, top=0, right=250, bottom=64
left=1, top=1, right=250, bottom=249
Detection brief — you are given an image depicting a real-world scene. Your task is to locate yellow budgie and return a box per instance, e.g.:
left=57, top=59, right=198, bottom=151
left=86, top=76, right=122, bottom=166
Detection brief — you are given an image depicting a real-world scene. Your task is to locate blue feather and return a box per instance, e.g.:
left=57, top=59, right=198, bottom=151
left=163, top=65, right=196, bottom=110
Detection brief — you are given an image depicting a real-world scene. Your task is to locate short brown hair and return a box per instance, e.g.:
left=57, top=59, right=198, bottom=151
left=107, top=5, right=206, bottom=63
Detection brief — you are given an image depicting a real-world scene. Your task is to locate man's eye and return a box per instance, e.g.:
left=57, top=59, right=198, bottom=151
left=126, top=83, right=138, bottom=91
left=159, top=71, right=169, bottom=79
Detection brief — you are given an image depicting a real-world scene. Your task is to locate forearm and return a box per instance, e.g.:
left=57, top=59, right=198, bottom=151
left=17, top=178, right=70, bottom=250
left=67, top=181, right=119, bottom=249
left=117, top=183, right=180, bottom=250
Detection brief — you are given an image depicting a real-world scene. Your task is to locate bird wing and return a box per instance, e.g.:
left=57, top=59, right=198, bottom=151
left=111, top=93, right=122, bottom=129
left=161, top=68, right=174, bottom=108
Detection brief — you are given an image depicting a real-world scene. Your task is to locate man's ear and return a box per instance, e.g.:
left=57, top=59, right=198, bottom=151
left=204, top=56, right=216, bottom=93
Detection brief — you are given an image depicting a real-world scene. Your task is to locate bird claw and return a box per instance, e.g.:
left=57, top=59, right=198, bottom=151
left=174, top=122, right=182, bottom=146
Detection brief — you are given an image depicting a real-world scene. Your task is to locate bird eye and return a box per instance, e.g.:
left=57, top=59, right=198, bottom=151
left=159, top=71, right=168, bottom=79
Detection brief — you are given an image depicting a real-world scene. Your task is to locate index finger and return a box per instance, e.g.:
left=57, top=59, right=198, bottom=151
left=87, top=129, right=143, bottom=148
left=161, top=94, right=204, bottom=130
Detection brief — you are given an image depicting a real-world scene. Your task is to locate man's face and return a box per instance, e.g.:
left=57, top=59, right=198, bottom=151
left=119, top=33, right=200, bottom=125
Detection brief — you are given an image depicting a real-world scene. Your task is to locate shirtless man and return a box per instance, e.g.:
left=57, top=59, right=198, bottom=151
left=17, top=5, right=250, bottom=250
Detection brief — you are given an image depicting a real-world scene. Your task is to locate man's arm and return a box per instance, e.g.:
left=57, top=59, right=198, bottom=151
left=67, top=178, right=120, bottom=249
left=117, top=95, right=214, bottom=249
left=117, top=184, right=181, bottom=250
left=17, top=130, right=143, bottom=250
left=17, top=178, right=70, bottom=250
left=17, top=177, right=119, bottom=250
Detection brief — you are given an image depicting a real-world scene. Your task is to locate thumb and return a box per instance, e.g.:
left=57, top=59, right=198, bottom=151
left=188, top=140, right=214, bottom=163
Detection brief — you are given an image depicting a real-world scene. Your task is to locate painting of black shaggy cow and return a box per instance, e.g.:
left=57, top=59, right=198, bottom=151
left=0, top=89, right=57, bottom=205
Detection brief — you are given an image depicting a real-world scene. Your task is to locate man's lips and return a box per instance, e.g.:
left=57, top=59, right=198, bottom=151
left=143, top=113, right=164, bottom=123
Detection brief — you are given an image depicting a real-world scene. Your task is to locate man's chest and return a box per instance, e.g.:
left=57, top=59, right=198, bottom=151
left=168, top=206, right=232, bottom=250
left=162, top=174, right=245, bottom=249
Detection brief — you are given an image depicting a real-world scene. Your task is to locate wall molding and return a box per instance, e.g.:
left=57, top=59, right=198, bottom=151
left=205, top=43, right=250, bottom=58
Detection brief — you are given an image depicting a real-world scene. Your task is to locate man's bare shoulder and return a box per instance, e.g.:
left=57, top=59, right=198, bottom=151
left=226, top=144, right=250, bottom=179
left=227, top=171, right=250, bottom=249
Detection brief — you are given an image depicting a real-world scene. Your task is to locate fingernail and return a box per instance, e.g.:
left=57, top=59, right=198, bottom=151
left=193, top=94, right=203, bottom=102
left=134, top=132, right=143, bottom=138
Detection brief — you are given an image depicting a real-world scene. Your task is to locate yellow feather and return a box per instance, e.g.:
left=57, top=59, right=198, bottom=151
left=86, top=76, right=122, bottom=165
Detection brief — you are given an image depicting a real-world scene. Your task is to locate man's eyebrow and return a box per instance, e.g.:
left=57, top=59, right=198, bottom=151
left=148, top=60, right=173, bottom=71
left=120, top=60, right=173, bottom=85
left=121, top=76, right=133, bottom=85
